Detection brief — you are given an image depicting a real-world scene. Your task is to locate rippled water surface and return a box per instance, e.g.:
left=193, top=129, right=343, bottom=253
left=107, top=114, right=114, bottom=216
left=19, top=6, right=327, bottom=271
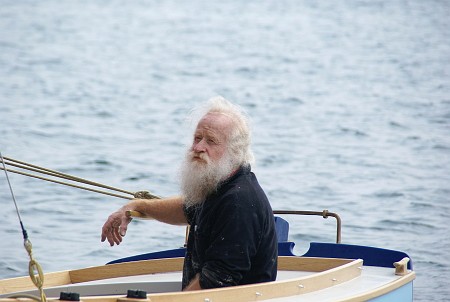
left=1, top=1, right=449, bottom=301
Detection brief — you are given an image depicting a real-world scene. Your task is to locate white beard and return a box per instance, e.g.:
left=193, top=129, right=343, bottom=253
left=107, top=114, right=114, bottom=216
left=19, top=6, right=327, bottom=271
left=180, top=150, right=236, bottom=207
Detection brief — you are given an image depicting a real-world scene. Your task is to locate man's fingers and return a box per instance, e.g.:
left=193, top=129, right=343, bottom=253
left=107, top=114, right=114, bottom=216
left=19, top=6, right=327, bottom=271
left=119, top=217, right=132, bottom=237
left=111, top=229, right=120, bottom=245
left=101, top=226, right=109, bottom=243
left=101, top=210, right=133, bottom=246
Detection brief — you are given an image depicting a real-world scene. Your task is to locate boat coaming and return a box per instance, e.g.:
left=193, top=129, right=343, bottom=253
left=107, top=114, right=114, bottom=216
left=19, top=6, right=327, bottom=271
left=0, top=254, right=414, bottom=302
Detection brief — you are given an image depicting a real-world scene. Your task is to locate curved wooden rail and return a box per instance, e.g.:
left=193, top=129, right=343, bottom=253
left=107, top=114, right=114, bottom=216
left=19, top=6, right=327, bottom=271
left=0, top=257, right=362, bottom=302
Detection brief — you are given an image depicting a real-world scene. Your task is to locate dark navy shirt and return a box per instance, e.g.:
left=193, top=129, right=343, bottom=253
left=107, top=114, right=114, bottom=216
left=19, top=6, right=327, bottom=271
left=182, top=165, right=278, bottom=289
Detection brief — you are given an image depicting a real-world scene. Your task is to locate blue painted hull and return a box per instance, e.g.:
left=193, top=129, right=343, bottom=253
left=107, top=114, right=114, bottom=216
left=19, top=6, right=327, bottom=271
left=369, top=281, right=413, bottom=302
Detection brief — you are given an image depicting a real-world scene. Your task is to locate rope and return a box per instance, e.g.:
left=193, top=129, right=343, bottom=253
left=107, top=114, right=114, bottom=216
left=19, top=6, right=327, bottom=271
left=0, top=167, right=133, bottom=199
left=0, top=156, right=160, bottom=200
left=24, top=239, right=46, bottom=302
left=0, top=151, right=47, bottom=302
left=0, top=155, right=164, bottom=301
left=7, top=294, right=42, bottom=302
left=3, top=156, right=135, bottom=195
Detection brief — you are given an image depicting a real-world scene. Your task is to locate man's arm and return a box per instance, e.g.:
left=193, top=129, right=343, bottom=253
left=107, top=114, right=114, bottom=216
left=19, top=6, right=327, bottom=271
left=101, top=196, right=187, bottom=246
left=183, top=274, right=202, bottom=291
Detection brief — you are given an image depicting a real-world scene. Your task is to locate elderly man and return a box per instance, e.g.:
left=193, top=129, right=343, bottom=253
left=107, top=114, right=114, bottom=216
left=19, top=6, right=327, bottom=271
left=101, top=96, right=278, bottom=290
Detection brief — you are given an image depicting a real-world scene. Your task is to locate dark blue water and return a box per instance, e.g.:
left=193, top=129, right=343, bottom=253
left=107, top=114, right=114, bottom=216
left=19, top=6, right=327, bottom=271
left=1, top=1, right=449, bottom=301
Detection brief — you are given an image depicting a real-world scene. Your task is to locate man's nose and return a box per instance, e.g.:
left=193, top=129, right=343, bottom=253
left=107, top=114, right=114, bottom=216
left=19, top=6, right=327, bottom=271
left=193, top=139, right=207, bottom=152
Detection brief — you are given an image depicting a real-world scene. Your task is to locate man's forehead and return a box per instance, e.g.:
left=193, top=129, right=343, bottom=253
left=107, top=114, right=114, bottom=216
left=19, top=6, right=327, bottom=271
left=196, top=113, right=233, bottom=133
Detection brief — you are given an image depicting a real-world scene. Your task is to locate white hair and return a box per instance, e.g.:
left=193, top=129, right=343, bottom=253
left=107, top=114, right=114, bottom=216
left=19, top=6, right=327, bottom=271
left=199, top=96, right=254, bottom=167
left=181, top=149, right=235, bottom=207
left=180, top=96, right=255, bottom=205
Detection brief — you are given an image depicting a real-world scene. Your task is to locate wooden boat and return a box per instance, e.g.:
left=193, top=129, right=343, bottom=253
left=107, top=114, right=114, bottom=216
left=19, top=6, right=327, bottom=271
left=0, top=211, right=415, bottom=302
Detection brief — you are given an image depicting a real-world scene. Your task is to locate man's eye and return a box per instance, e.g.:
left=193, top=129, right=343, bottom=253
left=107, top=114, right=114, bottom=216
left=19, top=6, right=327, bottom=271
left=194, top=136, right=202, bottom=142
left=207, top=138, right=217, bottom=144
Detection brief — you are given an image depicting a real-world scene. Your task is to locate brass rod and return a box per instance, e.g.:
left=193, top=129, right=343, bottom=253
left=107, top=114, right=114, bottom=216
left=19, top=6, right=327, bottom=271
left=127, top=209, right=342, bottom=243
left=273, top=210, right=342, bottom=243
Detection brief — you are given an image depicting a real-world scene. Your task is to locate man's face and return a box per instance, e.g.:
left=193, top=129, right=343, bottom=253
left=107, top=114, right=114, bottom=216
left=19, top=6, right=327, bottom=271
left=191, top=113, right=232, bottom=164
left=181, top=112, right=235, bottom=206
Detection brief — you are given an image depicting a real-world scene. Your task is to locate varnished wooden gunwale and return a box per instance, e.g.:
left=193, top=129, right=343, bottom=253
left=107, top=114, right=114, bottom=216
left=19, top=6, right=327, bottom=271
left=0, top=256, right=355, bottom=294
left=0, top=256, right=363, bottom=302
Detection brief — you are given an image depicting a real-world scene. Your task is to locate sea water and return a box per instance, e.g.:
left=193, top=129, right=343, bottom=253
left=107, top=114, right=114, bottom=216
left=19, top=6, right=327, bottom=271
left=0, top=1, right=449, bottom=301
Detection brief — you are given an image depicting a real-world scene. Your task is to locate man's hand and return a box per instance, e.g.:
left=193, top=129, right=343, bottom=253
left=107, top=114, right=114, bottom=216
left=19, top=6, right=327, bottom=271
left=101, top=207, right=132, bottom=246
left=100, top=196, right=187, bottom=247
